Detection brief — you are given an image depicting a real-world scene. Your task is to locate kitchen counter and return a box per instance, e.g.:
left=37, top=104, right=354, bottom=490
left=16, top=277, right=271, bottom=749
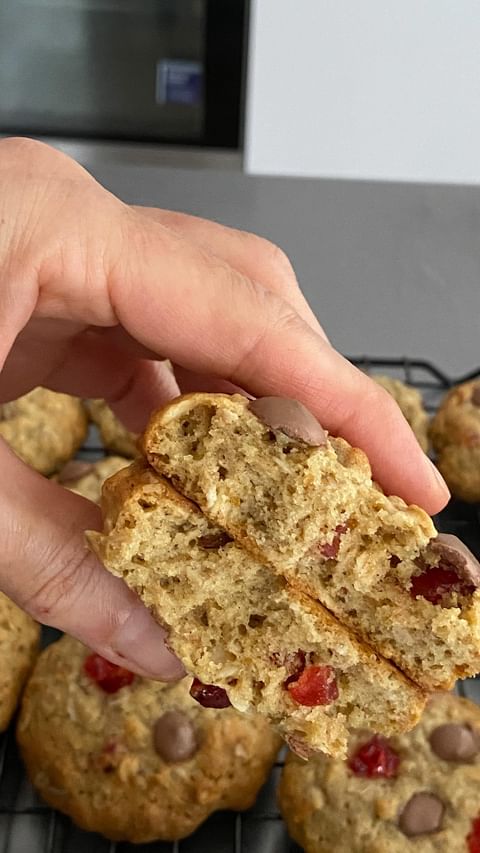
left=53, top=140, right=480, bottom=377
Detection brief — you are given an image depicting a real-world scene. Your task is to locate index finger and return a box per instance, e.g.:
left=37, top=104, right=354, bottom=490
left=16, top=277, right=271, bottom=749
left=106, top=210, right=448, bottom=514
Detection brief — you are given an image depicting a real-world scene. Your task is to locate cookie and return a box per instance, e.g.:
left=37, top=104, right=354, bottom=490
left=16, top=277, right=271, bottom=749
left=0, top=387, right=88, bottom=475
left=86, top=400, right=138, bottom=457
left=57, top=456, right=129, bottom=503
left=372, top=375, right=429, bottom=452
left=17, top=635, right=280, bottom=843
left=141, top=393, right=480, bottom=689
left=430, top=380, right=480, bottom=502
left=0, top=593, right=40, bottom=731
left=278, top=693, right=480, bottom=853
left=89, top=459, right=425, bottom=759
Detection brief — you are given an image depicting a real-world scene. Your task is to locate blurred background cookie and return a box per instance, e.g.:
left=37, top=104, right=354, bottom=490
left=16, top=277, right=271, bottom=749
left=279, top=692, right=480, bottom=852
left=56, top=456, right=129, bottom=503
left=0, top=388, right=88, bottom=475
left=17, top=635, right=281, bottom=843
left=0, top=593, right=39, bottom=732
left=372, top=375, right=430, bottom=452
left=430, top=380, right=480, bottom=502
left=85, top=399, right=138, bottom=457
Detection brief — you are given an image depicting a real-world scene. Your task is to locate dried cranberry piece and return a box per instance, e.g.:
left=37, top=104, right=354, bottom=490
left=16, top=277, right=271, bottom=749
left=410, top=563, right=475, bottom=605
left=348, top=735, right=400, bottom=779
left=189, top=677, right=231, bottom=709
left=83, top=653, right=134, bottom=694
left=287, top=665, right=339, bottom=706
left=468, top=816, right=480, bottom=853
left=320, top=524, right=348, bottom=559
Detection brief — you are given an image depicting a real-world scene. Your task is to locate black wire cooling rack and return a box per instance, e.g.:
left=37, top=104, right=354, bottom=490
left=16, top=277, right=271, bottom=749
left=1, top=357, right=480, bottom=853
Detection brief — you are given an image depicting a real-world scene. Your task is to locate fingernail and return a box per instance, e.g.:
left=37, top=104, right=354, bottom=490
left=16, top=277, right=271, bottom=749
left=110, top=603, right=185, bottom=681
left=425, top=456, right=450, bottom=498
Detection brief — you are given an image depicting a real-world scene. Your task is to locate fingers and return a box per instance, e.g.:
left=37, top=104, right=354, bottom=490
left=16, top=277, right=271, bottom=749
left=0, top=441, right=184, bottom=680
left=99, top=213, right=446, bottom=512
left=134, top=206, right=328, bottom=339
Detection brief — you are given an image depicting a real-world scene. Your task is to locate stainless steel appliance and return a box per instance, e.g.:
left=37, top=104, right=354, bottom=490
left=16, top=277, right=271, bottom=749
left=0, top=0, right=246, bottom=147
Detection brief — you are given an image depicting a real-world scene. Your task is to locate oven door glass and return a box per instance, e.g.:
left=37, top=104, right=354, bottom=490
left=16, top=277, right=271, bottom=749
left=0, top=0, right=208, bottom=143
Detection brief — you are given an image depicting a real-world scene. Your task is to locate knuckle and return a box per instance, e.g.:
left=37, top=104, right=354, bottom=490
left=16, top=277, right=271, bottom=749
left=254, top=235, right=297, bottom=283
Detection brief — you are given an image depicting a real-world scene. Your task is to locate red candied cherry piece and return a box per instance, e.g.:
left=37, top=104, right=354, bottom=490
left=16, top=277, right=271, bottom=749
left=83, top=653, right=135, bottom=694
left=320, top=523, right=349, bottom=559
left=410, top=563, right=475, bottom=605
left=189, top=677, right=231, bottom=709
left=348, top=735, right=400, bottom=779
left=468, top=816, right=480, bottom=853
left=287, top=665, right=339, bottom=706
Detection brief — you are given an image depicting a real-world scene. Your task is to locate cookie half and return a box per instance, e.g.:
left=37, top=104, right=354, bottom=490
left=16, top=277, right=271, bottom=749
left=17, top=634, right=280, bottom=843
left=141, top=392, right=480, bottom=689
left=88, top=460, right=425, bottom=759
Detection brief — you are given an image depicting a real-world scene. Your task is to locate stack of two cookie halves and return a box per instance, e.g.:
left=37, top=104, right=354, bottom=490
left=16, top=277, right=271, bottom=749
left=89, top=393, right=480, bottom=758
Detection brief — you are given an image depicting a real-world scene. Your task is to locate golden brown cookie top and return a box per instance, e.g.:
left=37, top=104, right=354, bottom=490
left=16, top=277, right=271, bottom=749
left=86, top=399, right=138, bottom=457
left=18, top=635, right=280, bottom=843
left=373, top=375, right=429, bottom=452
left=0, top=592, right=40, bottom=731
left=0, top=388, right=87, bottom=474
left=430, top=379, right=480, bottom=451
left=279, top=693, right=480, bottom=853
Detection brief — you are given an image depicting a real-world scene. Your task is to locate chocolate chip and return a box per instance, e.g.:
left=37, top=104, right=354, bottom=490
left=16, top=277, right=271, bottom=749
left=249, top=397, right=326, bottom=446
left=153, top=711, right=198, bottom=763
left=57, top=460, right=94, bottom=484
left=471, top=384, right=480, bottom=406
left=429, top=723, right=480, bottom=762
left=399, top=792, right=444, bottom=837
left=431, top=533, right=480, bottom=588
left=197, top=531, right=232, bottom=549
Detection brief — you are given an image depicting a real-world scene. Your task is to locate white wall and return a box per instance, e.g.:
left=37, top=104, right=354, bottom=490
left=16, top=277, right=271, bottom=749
left=245, top=1, right=480, bottom=184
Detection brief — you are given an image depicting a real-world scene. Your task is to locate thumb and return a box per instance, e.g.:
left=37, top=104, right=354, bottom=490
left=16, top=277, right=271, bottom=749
left=0, top=440, right=183, bottom=681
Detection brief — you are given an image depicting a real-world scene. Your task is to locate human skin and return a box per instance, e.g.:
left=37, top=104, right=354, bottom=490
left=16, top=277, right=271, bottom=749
left=0, top=137, right=449, bottom=679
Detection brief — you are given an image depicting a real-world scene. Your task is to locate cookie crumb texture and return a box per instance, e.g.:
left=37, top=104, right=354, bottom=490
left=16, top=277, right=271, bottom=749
left=0, top=593, right=40, bottom=731
left=373, top=375, right=430, bottom=453
left=89, top=460, right=425, bottom=759
left=142, top=393, right=480, bottom=690
left=278, top=693, right=480, bottom=853
left=430, top=380, right=480, bottom=503
left=0, top=388, right=88, bottom=475
left=17, top=635, right=280, bottom=843
left=86, top=399, right=138, bottom=457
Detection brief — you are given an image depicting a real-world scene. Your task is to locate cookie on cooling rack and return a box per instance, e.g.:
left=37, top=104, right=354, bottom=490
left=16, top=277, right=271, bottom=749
left=85, top=399, right=138, bottom=457
left=372, top=375, right=429, bottom=452
left=57, top=456, right=129, bottom=503
left=0, top=593, right=40, bottom=732
left=279, top=692, right=480, bottom=853
left=430, top=379, right=480, bottom=502
left=17, top=635, right=281, bottom=843
left=0, top=388, right=88, bottom=475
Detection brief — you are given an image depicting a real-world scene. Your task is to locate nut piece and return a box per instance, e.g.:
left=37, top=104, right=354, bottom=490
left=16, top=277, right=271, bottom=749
left=429, top=722, right=480, bottom=762
left=153, top=710, right=198, bottom=763
left=431, top=533, right=480, bottom=588
left=249, top=397, right=326, bottom=446
left=197, top=531, right=232, bottom=549
left=398, top=792, right=444, bottom=837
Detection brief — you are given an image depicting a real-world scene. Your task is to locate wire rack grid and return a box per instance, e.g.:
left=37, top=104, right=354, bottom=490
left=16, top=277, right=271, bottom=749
left=1, top=357, right=480, bottom=853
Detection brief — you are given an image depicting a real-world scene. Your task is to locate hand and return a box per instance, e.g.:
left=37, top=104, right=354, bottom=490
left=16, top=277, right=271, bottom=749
left=0, top=138, right=449, bottom=679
